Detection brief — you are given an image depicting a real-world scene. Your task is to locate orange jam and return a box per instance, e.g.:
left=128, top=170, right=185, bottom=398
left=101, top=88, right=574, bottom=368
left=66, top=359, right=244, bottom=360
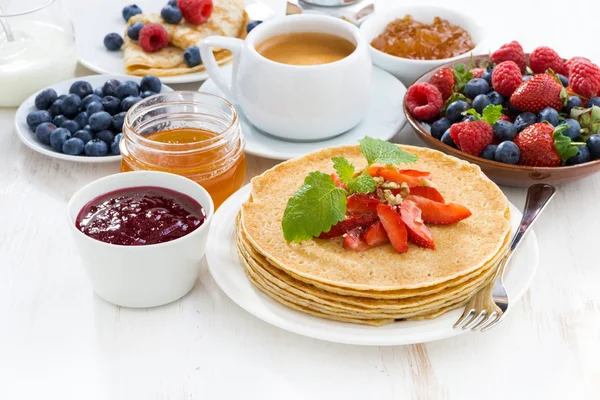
left=371, top=15, right=474, bottom=60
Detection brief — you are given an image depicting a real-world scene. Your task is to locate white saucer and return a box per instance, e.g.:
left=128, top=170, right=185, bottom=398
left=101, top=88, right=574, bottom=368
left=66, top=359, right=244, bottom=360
left=199, top=67, right=407, bottom=160
left=205, top=184, right=539, bottom=346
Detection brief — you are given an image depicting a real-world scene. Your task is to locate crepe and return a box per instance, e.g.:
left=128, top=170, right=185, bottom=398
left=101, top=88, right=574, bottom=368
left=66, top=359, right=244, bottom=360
left=124, top=0, right=247, bottom=76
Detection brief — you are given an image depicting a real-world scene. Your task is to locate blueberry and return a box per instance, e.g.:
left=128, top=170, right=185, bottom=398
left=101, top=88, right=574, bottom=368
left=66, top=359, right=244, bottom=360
left=558, top=74, right=569, bottom=87
left=89, top=111, right=112, bottom=131
left=446, top=100, right=471, bottom=123
left=111, top=133, right=123, bottom=154
left=537, top=107, right=560, bottom=126
left=120, top=96, right=142, bottom=111
left=35, top=89, right=58, bottom=110
left=473, top=94, right=491, bottom=114
left=560, top=119, right=580, bottom=140
left=102, top=80, right=120, bottom=97
left=184, top=46, right=201, bottom=67
left=493, top=120, right=517, bottom=142
left=83, top=125, right=92, bottom=133
left=112, top=112, right=127, bottom=132
left=60, top=120, right=80, bottom=134
left=141, top=90, right=156, bottom=98
left=96, top=130, right=115, bottom=145
left=246, top=20, right=262, bottom=33
left=487, top=91, right=504, bottom=106
left=585, top=97, right=600, bottom=108
left=53, top=115, right=68, bottom=127
left=35, top=122, right=56, bottom=145
left=482, top=68, right=493, bottom=85
left=161, top=5, right=182, bottom=24
left=464, top=78, right=490, bottom=99
left=84, top=139, right=109, bottom=156
left=564, top=96, right=582, bottom=115
left=140, top=75, right=161, bottom=93
left=57, top=94, right=67, bottom=100
left=116, top=81, right=139, bottom=99
left=49, top=127, right=71, bottom=152
left=566, top=146, right=590, bottom=165
left=522, top=75, right=532, bottom=82
left=508, top=102, right=521, bottom=115
left=26, top=110, right=52, bottom=129
left=587, top=134, right=600, bottom=159
left=441, top=129, right=456, bottom=147
left=514, top=112, right=537, bottom=132
left=480, top=144, right=497, bottom=160
left=104, top=33, right=123, bottom=51
left=62, top=138, right=85, bottom=155
left=430, top=117, right=451, bottom=140
left=168, top=0, right=177, bottom=5
left=49, top=100, right=64, bottom=117
left=73, top=130, right=94, bottom=144
left=82, top=94, right=102, bottom=109
left=74, top=111, right=89, bottom=127
left=462, top=115, right=476, bottom=122
left=93, top=87, right=104, bottom=97
left=101, top=96, right=121, bottom=115
left=127, top=22, right=144, bottom=40
left=60, top=94, right=82, bottom=118
left=69, top=81, right=93, bottom=99
left=86, top=101, right=104, bottom=115
left=122, top=4, right=142, bottom=22
left=495, top=141, right=520, bottom=164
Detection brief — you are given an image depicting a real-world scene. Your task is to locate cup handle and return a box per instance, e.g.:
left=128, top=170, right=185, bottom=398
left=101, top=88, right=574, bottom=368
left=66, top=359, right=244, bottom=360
left=199, top=36, right=244, bottom=102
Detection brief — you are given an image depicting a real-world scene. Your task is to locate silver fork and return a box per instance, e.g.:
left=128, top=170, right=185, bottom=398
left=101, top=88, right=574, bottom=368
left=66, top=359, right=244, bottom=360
left=454, top=184, right=556, bottom=332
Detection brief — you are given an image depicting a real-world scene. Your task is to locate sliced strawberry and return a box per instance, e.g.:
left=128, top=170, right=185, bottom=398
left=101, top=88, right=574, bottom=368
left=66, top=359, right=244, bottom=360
left=406, top=195, right=472, bottom=225
left=376, top=204, right=408, bottom=253
left=318, top=213, right=378, bottom=239
left=408, top=186, right=445, bottom=203
left=330, top=173, right=347, bottom=190
left=400, top=200, right=435, bottom=249
left=366, top=164, right=422, bottom=187
left=361, top=221, right=389, bottom=247
left=343, top=228, right=371, bottom=251
left=397, top=169, right=432, bottom=180
left=347, top=194, right=381, bottom=213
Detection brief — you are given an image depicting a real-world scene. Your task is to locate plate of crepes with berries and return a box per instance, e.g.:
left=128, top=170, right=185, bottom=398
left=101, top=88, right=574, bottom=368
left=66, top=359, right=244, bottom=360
left=77, top=0, right=255, bottom=84
left=205, top=138, right=539, bottom=345
left=404, top=41, right=600, bottom=187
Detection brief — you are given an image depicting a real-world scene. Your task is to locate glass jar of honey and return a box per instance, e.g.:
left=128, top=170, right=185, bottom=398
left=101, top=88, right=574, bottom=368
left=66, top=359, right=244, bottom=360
left=121, top=91, right=246, bottom=208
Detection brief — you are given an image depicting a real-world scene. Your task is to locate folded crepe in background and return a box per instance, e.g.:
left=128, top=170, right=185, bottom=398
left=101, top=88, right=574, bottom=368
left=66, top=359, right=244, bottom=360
left=124, top=0, right=247, bottom=76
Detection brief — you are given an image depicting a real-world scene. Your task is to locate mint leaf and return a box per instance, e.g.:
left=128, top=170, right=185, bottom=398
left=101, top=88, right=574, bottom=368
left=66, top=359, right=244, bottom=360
left=359, top=136, right=418, bottom=166
left=453, top=56, right=474, bottom=92
left=553, top=124, right=580, bottom=163
left=481, top=105, right=503, bottom=125
left=282, top=172, right=347, bottom=242
left=332, top=156, right=355, bottom=184
left=347, top=174, right=377, bottom=194
left=464, top=108, right=481, bottom=119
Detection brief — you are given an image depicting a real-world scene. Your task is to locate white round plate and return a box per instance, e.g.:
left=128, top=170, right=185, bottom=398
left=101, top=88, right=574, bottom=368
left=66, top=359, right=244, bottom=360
left=206, top=184, right=539, bottom=346
left=199, top=66, right=407, bottom=160
left=75, top=0, right=275, bottom=84
left=15, top=74, right=173, bottom=164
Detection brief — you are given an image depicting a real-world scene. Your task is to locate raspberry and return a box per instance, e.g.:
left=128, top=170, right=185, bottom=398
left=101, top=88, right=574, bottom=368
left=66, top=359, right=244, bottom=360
left=179, top=0, right=213, bottom=25
left=565, top=57, right=590, bottom=77
left=498, top=114, right=511, bottom=122
left=429, top=68, right=455, bottom=101
left=529, top=46, right=566, bottom=75
left=492, top=61, right=522, bottom=97
left=449, top=121, right=468, bottom=147
left=456, top=121, right=494, bottom=156
left=568, top=58, right=600, bottom=99
left=405, top=83, right=443, bottom=121
left=139, top=24, right=169, bottom=53
left=491, top=41, right=526, bottom=73
left=471, top=68, right=485, bottom=79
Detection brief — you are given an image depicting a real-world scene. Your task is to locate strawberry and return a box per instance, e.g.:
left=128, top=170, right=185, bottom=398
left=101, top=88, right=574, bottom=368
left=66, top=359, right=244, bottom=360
left=330, top=173, right=347, bottom=190
left=397, top=169, right=432, bottom=179
left=406, top=195, right=472, bottom=225
left=318, top=213, right=378, bottom=239
left=366, top=165, right=423, bottom=187
left=471, top=68, right=485, bottom=79
left=361, top=221, right=389, bottom=247
left=510, top=73, right=566, bottom=113
left=347, top=194, right=380, bottom=213
left=376, top=204, right=408, bottom=253
left=179, top=0, right=213, bottom=25
left=343, top=228, right=371, bottom=251
left=512, top=122, right=581, bottom=167
left=138, top=24, right=169, bottom=53
left=408, top=186, right=445, bottom=203
left=429, top=68, right=455, bottom=101
left=400, top=200, right=435, bottom=249
left=491, top=41, right=526, bottom=72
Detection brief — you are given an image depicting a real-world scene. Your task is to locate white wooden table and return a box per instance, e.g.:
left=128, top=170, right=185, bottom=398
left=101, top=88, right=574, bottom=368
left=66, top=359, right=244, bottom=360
left=1, top=0, right=599, bottom=398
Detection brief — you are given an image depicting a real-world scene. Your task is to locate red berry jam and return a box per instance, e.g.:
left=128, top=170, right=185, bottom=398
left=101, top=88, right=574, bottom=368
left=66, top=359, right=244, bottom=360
left=76, top=186, right=206, bottom=246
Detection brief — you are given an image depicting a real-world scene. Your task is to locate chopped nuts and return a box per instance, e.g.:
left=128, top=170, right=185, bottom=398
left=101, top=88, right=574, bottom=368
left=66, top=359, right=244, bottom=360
left=399, top=182, right=410, bottom=198
left=383, top=189, right=403, bottom=206
left=372, top=176, right=384, bottom=184
left=380, top=181, right=401, bottom=190
left=419, top=178, right=434, bottom=187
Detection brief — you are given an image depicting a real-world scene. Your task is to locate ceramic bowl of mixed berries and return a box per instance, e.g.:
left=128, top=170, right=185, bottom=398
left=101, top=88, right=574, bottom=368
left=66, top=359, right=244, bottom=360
left=15, top=75, right=171, bottom=163
left=404, top=41, right=600, bottom=187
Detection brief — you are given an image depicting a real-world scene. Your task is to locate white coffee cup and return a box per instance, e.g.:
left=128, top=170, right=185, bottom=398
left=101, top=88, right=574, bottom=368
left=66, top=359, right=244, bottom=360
left=199, top=14, right=372, bottom=141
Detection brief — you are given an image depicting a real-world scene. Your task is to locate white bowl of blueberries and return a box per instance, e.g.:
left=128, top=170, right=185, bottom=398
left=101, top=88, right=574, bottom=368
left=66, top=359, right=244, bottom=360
left=15, top=75, right=171, bottom=163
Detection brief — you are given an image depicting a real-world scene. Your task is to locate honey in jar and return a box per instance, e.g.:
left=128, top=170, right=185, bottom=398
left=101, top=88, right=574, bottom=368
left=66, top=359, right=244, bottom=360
left=371, top=15, right=474, bottom=60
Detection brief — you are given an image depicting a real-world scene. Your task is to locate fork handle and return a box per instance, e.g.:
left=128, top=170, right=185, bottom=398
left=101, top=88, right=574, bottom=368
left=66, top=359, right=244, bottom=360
left=510, top=184, right=556, bottom=252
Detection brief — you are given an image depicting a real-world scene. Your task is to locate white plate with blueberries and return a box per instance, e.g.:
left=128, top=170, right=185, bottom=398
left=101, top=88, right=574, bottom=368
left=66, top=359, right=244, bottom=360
left=15, top=74, right=172, bottom=163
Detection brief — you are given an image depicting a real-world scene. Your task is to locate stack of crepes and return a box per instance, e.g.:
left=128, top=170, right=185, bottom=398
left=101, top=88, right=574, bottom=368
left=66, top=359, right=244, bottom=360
left=124, top=0, right=248, bottom=76
left=236, top=145, right=512, bottom=326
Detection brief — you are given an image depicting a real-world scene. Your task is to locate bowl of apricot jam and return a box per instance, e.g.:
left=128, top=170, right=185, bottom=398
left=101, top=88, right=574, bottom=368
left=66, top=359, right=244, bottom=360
left=67, top=171, right=214, bottom=308
left=360, top=5, right=486, bottom=85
